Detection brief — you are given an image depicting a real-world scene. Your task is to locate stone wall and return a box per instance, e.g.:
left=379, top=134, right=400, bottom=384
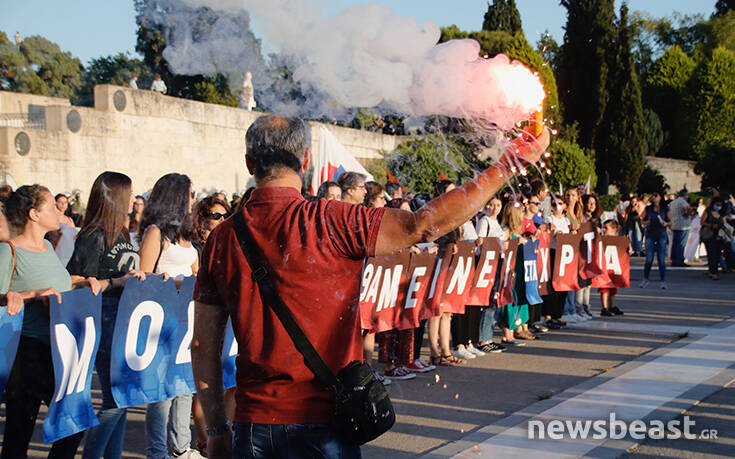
left=645, top=156, right=702, bottom=193
left=0, top=86, right=407, bottom=197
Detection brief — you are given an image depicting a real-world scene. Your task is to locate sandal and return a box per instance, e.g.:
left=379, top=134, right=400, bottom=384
left=442, top=354, right=465, bottom=365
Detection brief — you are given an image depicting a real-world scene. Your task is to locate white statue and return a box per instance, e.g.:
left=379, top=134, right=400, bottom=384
left=240, top=72, right=256, bottom=111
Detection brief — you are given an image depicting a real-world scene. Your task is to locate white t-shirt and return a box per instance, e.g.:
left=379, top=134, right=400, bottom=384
left=156, top=241, right=197, bottom=279
left=476, top=215, right=504, bottom=240
left=544, top=214, right=570, bottom=249
left=461, top=220, right=478, bottom=241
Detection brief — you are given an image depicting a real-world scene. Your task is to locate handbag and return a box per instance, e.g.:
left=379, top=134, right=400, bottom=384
left=231, top=210, right=395, bottom=445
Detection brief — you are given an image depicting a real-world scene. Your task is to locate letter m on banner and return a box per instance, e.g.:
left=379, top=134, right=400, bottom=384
left=44, top=289, right=102, bottom=444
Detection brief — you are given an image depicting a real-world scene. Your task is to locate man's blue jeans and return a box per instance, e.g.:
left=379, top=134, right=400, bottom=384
left=671, top=229, right=689, bottom=266
left=644, top=233, right=668, bottom=282
left=83, top=295, right=127, bottom=459
left=232, top=422, right=361, bottom=459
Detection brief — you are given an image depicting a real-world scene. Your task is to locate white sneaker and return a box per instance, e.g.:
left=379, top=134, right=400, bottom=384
left=384, top=366, right=416, bottom=380
left=453, top=344, right=476, bottom=359
left=573, top=313, right=588, bottom=322
left=374, top=371, right=392, bottom=386
left=561, top=314, right=578, bottom=323
left=661, top=282, right=668, bottom=289
left=466, top=344, right=486, bottom=356
left=639, top=279, right=649, bottom=288
left=172, top=449, right=206, bottom=459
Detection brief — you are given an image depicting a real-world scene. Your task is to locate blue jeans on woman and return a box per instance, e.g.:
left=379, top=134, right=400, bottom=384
left=478, top=307, right=503, bottom=342
left=629, top=222, right=643, bottom=254
left=644, top=232, right=668, bottom=282
left=232, top=422, right=361, bottom=459
left=83, top=295, right=128, bottom=459
left=145, top=394, right=194, bottom=458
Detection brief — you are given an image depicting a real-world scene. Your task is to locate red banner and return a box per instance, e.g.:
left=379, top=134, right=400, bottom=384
left=552, top=234, right=581, bottom=291
left=578, top=222, right=604, bottom=280
left=466, top=238, right=502, bottom=306
left=358, top=251, right=410, bottom=332
left=498, top=238, right=520, bottom=307
left=422, top=252, right=449, bottom=320
left=396, top=251, right=436, bottom=330
left=440, top=241, right=477, bottom=313
left=591, top=236, right=631, bottom=289
left=536, top=232, right=552, bottom=295
left=356, top=231, right=630, bottom=332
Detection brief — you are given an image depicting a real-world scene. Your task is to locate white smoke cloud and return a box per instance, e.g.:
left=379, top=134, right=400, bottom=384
left=151, top=0, right=545, bottom=129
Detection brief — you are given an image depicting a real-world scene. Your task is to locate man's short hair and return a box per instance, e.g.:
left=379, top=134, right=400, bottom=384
left=678, top=188, right=689, bottom=197
left=246, top=115, right=311, bottom=178
left=337, top=171, right=366, bottom=194
left=530, top=178, right=546, bottom=197
left=385, top=182, right=401, bottom=198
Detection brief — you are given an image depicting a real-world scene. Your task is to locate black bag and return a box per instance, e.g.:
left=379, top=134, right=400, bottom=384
left=232, top=210, right=395, bottom=445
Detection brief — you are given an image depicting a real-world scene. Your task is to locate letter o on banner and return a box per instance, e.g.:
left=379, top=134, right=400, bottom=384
left=125, top=301, right=164, bottom=371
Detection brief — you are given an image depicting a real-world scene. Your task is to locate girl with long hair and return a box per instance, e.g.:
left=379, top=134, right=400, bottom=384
left=575, top=193, right=603, bottom=318
left=0, top=185, right=102, bottom=459
left=66, top=172, right=146, bottom=459
left=500, top=202, right=535, bottom=343
left=138, top=173, right=200, bottom=459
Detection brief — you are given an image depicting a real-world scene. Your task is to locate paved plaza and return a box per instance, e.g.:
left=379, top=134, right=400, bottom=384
left=2, top=259, right=734, bottom=458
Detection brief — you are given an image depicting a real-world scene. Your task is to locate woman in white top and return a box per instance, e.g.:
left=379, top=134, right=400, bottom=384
left=475, top=196, right=507, bottom=352
left=138, top=173, right=199, bottom=459
left=542, top=196, right=571, bottom=328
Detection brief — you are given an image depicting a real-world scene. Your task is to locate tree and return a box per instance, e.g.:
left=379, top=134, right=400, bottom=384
left=557, top=0, right=617, bottom=150
left=696, top=138, right=735, bottom=191
left=134, top=0, right=253, bottom=106
left=0, top=32, right=84, bottom=99
left=642, top=109, right=665, bottom=157
left=482, top=0, right=522, bottom=34
left=638, top=164, right=670, bottom=194
left=385, top=135, right=474, bottom=194
left=543, top=139, right=597, bottom=192
left=536, top=31, right=560, bottom=72
left=715, top=0, right=735, bottom=16
left=687, top=47, right=735, bottom=158
left=595, top=4, right=647, bottom=194
left=643, top=46, right=696, bottom=158
left=75, top=53, right=154, bottom=106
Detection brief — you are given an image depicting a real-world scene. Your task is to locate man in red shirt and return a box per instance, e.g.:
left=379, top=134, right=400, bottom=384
left=192, top=115, right=549, bottom=459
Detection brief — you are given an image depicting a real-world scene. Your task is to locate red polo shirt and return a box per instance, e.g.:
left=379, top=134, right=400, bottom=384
left=193, top=187, right=386, bottom=424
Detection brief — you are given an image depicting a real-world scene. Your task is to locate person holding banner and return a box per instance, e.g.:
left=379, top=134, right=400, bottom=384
left=475, top=196, right=507, bottom=352
left=502, top=203, right=536, bottom=342
left=542, top=196, right=570, bottom=328
left=575, top=194, right=602, bottom=319
left=65, top=172, right=146, bottom=459
left=191, top=115, right=549, bottom=459
left=138, top=174, right=201, bottom=459
left=0, top=185, right=103, bottom=459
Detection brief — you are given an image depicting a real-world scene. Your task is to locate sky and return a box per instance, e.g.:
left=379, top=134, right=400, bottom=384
left=0, top=0, right=716, bottom=65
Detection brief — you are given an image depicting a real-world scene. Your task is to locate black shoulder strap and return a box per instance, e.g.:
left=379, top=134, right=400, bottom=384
left=231, top=210, right=341, bottom=393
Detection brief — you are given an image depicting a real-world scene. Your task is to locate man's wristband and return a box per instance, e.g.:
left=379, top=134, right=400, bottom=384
left=206, top=422, right=231, bottom=437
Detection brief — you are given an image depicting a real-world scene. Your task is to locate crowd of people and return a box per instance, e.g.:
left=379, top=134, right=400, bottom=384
left=0, top=114, right=733, bottom=458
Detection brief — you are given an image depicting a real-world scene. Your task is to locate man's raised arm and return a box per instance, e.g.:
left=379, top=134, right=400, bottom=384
left=375, top=128, right=550, bottom=255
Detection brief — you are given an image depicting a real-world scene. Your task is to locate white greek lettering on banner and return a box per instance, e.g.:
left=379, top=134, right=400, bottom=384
left=54, top=316, right=96, bottom=401
left=404, top=266, right=427, bottom=309
left=175, top=301, right=194, bottom=364
left=125, top=300, right=164, bottom=372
